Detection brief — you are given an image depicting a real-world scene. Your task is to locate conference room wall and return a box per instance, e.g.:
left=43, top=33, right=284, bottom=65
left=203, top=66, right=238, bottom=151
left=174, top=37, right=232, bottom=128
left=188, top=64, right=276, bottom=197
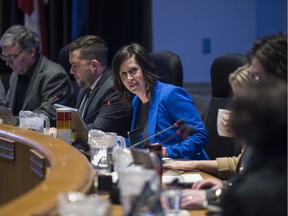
left=152, top=0, right=287, bottom=84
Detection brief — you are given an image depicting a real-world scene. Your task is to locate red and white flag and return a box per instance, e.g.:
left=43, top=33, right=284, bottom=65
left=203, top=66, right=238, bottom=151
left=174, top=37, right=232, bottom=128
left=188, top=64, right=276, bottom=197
left=18, top=0, right=48, bottom=56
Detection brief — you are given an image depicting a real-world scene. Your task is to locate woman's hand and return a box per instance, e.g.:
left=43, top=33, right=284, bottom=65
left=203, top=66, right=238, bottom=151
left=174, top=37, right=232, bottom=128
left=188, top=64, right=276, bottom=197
left=181, top=189, right=207, bottom=208
left=48, top=127, right=57, bottom=136
left=192, top=178, right=223, bottom=190
left=220, top=111, right=234, bottom=136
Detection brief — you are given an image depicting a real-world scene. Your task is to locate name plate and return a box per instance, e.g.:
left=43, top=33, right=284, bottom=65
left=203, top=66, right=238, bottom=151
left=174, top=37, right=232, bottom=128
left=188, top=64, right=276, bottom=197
left=0, top=138, right=15, bottom=160
left=30, top=149, right=45, bottom=179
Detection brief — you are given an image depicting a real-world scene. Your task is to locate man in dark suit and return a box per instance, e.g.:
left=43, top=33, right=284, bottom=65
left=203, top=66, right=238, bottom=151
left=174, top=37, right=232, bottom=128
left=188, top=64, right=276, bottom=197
left=0, top=25, right=74, bottom=126
left=67, top=35, right=131, bottom=150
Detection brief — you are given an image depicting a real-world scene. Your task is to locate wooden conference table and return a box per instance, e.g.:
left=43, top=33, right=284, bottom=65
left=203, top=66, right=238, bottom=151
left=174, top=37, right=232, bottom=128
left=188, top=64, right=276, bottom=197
left=0, top=124, right=95, bottom=216
left=0, top=123, right=218, bottom=216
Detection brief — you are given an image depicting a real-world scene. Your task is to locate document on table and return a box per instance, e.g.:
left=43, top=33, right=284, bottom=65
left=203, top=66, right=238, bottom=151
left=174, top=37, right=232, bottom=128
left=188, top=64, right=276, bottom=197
left=162, top=173, right=203, bottom=184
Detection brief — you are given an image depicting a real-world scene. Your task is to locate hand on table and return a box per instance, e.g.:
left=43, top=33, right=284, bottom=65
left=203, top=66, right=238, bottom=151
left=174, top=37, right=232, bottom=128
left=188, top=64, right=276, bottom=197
left=48, top=127, right=57, bottom=137
left=181, top=189, right=207, bottom=208
left=192, top=178, right=223, bottom=190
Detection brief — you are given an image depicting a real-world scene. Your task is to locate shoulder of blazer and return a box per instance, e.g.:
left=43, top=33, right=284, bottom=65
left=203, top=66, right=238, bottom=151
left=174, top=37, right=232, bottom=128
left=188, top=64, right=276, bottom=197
left=93, top=67, right=113, bottom=91
left=37, top=55, right=66, bottom=74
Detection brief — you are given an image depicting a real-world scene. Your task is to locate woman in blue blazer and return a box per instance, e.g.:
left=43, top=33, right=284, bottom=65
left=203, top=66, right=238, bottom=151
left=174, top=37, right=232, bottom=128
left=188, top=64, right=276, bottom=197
left=112, top=43, right=208, bottom=159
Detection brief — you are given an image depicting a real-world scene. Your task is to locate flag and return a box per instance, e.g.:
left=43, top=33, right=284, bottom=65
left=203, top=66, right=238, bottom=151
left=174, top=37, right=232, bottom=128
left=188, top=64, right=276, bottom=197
left=18, top=0, right=48, bottom=56
left=71, top=0, right=88, bottom=40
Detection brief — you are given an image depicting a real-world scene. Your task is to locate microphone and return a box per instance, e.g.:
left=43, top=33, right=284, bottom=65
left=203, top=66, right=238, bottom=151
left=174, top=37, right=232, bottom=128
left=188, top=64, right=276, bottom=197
left=33, top=92, right=63, bottom=112
left=14, top=92, right=64, bottom=127
left=176, top=124, right=195, bottom=139
left=131, top=119, right=185, bottom=147
left=145, top=124, right=195, bottom=148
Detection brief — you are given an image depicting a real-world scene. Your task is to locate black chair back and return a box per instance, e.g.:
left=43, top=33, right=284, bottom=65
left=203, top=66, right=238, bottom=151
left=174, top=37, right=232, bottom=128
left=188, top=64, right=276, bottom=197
left=203, top=53, right=248, bottom=160
left=150, top=51, right=183, bottom=87
left=57, top=46, right=79, bottom=103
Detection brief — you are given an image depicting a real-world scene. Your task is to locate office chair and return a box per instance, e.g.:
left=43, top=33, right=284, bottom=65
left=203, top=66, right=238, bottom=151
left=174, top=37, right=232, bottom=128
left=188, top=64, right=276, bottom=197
left=0, top=59, right=12, bottom=93
left=150, top=51, right=183, bottom=87
left=57, top=46, right=80, bottom=103
left=203, top=53, right=248, bottom=160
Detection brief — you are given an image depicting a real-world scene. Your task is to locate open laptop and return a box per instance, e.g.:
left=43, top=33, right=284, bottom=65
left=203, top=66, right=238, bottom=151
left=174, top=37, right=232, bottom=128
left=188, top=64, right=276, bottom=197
left=0, top=106, right=18, bottom=126
left=130, top=147, right=157, bottom=169
left=54, top=103, right=88, bottom=145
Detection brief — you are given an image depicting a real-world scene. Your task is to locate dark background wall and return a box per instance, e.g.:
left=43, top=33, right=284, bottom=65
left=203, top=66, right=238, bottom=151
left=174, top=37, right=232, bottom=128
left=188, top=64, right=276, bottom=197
left=152, top=0, right=287, bottom=83
left=0, top=0, right=152, bottom=64
left=0, top=0, right=286, bottom=87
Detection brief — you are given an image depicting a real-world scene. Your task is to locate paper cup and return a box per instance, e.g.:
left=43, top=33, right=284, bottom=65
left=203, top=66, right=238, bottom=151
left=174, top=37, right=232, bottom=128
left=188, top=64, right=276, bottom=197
left=217, top=109, right=233, bottom=137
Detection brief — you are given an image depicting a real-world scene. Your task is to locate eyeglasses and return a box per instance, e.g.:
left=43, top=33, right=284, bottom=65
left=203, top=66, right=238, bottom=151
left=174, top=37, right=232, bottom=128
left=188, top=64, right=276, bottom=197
left=0, top=49, right=24, bottom=62
left=119, top=67, right=139, bottom=79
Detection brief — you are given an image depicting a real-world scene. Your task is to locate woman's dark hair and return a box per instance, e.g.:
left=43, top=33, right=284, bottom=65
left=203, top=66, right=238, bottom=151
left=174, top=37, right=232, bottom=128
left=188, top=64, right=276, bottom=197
left=112, top=43, right=159, bottom=106
left=230, top=78, right=287, bottom=154
left=248, top=33, right=287, bottom=81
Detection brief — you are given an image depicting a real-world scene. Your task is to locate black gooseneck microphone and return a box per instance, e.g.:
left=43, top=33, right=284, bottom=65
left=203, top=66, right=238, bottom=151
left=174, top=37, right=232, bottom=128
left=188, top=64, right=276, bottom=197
left=131, top=119, right=185, bottom=148
left=177, top=124, right=195, bottom=139
left=158, top=124, right=195, bottom=146
left=33, top=92, right=64, bottom=112
left=14, top=92, right=64, bottom=126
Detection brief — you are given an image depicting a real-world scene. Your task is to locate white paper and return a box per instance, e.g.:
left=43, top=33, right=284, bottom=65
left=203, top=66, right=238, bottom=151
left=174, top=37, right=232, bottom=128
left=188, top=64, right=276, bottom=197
left=162, top=173, right=203, bottom=184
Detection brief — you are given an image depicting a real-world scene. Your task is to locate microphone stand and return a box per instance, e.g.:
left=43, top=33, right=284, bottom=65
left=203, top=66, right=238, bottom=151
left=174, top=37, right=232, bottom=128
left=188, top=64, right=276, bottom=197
left=14, top=92, right=63, bottom=126
left=131, top=119, right=185, bottom=148
left=33, top=95, right=61, bottom=113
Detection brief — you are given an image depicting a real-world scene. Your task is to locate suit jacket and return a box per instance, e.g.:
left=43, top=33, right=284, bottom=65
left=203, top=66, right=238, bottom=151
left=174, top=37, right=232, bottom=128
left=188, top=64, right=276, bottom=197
left=0, top=76, right=6, bottom=106
left=76, top=67, right=131, bottom=137
left=130, top=81, right=209, bottom=159
left=7, top=55, right=74, bottom=126
left=221, top=152, right=287, bottom=216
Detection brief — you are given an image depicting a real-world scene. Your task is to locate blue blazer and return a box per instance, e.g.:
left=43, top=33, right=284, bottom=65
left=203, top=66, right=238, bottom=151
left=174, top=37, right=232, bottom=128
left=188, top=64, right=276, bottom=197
left=130, top=81, right=209, bottom=160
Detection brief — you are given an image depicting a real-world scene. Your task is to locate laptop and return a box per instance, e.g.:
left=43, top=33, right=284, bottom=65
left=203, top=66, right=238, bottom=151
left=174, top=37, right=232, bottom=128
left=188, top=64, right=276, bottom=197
left=130, top=147, right=157, bottom=169
left=54, top=103, right=88, bottom=145
left=0, top=106, right=18, bottom=126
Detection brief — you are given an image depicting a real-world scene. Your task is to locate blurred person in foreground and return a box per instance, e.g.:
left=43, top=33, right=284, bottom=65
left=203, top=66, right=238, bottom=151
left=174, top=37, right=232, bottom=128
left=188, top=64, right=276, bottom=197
left=0, top=25, right=74, bottom=126
left=67, top=35, right=132, bottom=151
left=182, top=79, right=287, bottom=216
left=219, top=78, right=287, bottom=216
left=164, top=64, right=253, bottom=179
left=112, top=43, right=208, bottom=159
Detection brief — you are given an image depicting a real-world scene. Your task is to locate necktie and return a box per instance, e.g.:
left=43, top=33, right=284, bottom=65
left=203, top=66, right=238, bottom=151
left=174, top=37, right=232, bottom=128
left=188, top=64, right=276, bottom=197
left=79, top=89, right=91, bottom=117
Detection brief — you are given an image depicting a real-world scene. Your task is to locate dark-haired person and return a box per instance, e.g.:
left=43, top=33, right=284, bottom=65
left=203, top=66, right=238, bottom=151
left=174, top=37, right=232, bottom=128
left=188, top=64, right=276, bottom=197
left=112, top=43, right=208, bottom=159
left=248, top=32, right=287, bottom=82
left=0, top=25, right=74, bottom=126
left=67, top=35, right=131, bottom=151
left=220, top=78, right=287, bottom=216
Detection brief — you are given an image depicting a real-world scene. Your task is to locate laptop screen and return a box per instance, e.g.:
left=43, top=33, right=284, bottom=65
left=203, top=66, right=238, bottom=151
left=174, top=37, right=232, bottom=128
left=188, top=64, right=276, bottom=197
left=0, top=106, right=18, bottom=126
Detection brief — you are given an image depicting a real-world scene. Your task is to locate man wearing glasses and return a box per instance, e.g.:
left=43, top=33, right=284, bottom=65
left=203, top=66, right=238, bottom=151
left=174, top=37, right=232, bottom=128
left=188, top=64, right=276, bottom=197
left=0, top=25, right=74, bottom=126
